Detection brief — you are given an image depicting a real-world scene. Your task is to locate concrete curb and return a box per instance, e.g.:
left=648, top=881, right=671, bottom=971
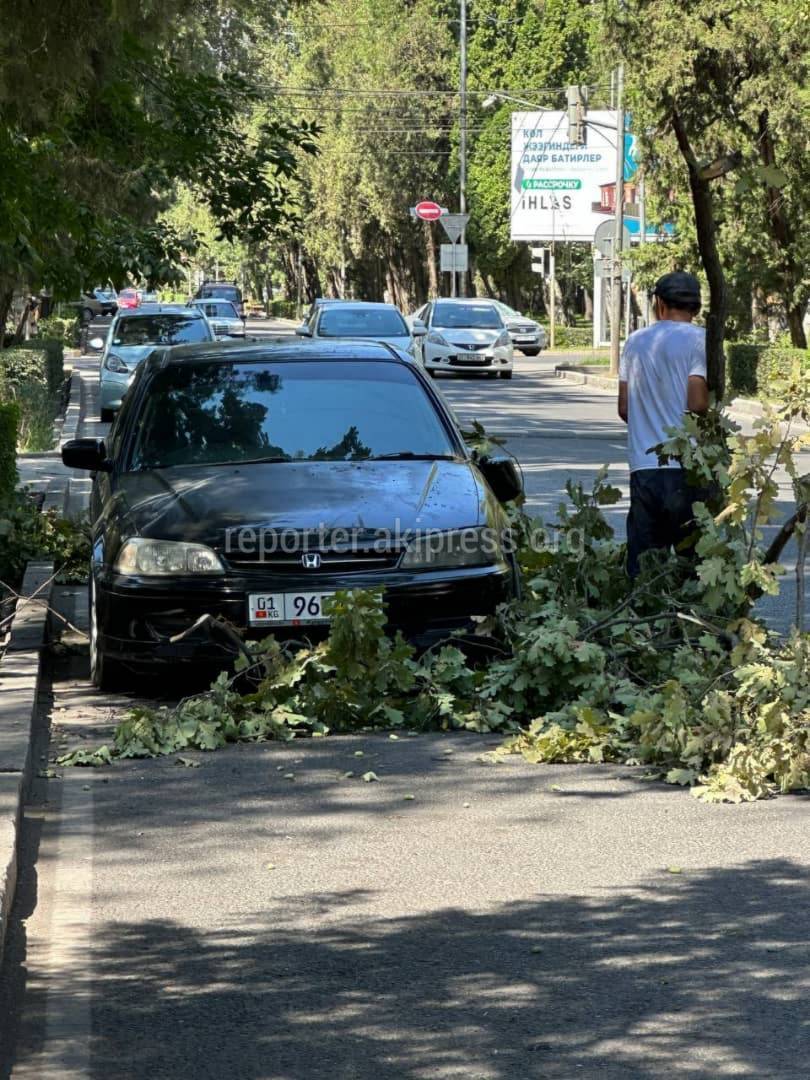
left=554, top=366, right=617, bottom=393
left=0, top=367, right=76, bottom=964
left=0, top=559, right=55, bottom=966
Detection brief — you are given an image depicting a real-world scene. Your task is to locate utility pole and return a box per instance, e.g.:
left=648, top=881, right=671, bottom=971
left=609, top=63, right=625, bottom=377
left=458, top=0, right=467, bottom=297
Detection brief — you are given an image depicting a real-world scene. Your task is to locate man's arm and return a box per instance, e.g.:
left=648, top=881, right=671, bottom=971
left=687, top=375, right=709, bottom=415
left=618, top=381, right=628, bottom=423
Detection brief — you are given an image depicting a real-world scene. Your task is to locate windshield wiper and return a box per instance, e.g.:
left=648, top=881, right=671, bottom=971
left=368, top=452, right=457, bottom=461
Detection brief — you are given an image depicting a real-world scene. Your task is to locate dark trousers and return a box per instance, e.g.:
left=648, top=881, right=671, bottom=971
left=627, top=469, right=707, bottom=577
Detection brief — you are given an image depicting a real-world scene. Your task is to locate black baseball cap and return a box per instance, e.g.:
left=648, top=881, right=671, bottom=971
left=653, top=271, right=701, bottom=310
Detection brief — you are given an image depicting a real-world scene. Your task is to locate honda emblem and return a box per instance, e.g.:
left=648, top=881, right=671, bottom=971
left=302, top=553, right=321, bottom=569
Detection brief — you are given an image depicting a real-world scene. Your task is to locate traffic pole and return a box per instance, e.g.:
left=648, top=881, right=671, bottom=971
left=459, top=0, right=467, bottom=297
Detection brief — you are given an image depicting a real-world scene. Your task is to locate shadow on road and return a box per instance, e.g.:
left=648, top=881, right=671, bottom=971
left=73, top=859, right=810, bottom=1079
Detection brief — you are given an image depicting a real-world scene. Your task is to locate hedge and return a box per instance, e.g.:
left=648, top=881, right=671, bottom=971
left=271, top=299, right=298, bottom=320
left=0, top=400, right=19, bottom=505
left=0, top=346, right=60, bottom=451
left=726, top=341, right=810, bottom=398
left=726, top=342, right=766, bottom=396
left=36, top=315, right=79, bottom=348
left=18, top=337, right=65, bottom=396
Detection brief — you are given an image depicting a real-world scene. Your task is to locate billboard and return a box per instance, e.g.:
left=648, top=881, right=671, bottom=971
left=510, top=110, right=622, bottom=242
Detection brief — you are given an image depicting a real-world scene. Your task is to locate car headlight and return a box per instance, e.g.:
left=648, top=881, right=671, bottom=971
left=427, top=331, right=450, bottom=347
left=399, top=527, right=503, bottom=570
left=494, top=331, right=511, bottom=348
left=105, top=353, right=129, bottom=373
left=115, top=538, right=225, bottom=576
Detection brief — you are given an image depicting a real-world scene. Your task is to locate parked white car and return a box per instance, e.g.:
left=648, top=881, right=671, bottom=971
left=413, top=299, right=514, bottom=378
left=296, top=301, right=425, bottom=363
left=190, top=298, right=246, bottom=338
left=489, top=301, right=546, bottom=356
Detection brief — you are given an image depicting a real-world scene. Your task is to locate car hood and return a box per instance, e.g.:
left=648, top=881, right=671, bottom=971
left=106, top=345, right=157, bottom=366
left=504, top=316, right=540, bottom=331
left=111, top=460, right=490, bottom=546
left=436, top=328, right=500, bottom=344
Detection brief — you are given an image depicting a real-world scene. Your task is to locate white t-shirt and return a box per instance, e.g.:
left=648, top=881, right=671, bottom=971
left=619, top=321, right=707, bottom=472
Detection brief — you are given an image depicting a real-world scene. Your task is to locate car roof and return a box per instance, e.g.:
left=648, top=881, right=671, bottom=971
left=317, top=301, right=401, bottom=310
left=433, top=297, right=499, bottom=305
left=147, top=338, right=413, bottom=368
left=116, top=305, right=204, bottom=317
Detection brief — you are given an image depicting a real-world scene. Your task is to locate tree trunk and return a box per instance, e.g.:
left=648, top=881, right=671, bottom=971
left=0, top=288, right=13, bottom=347
left=670, top=106, right=727, bottom=398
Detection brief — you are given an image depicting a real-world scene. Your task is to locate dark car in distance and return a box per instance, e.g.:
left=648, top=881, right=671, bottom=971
left=193, top=281, right=244, bottom=318
left=62, top=340, right=523, bottom=688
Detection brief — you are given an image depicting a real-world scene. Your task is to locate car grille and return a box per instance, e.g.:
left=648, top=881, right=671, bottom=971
left=225, top=547, right=402, bottom=574
left=512, top=324, right=537, bottom=334
left=451, top=341, right=489, bottom=352
left=450, top=354, right=490, bottom=366
left=212, top=321, right=232, bottom=334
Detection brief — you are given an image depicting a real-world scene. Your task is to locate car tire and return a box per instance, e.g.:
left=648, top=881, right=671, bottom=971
left=81, top=307, right=94, bottom=324
left=100, top=407, right=115, bottom=423
left=89, top=577, right=126, bottom=691
left=521, top=348, right=540, bottom=357
left=500, top=371, right=513, bottom=380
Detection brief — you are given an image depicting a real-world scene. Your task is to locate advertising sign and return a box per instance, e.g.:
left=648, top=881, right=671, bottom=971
left=510, top=110, right=626, bottom=242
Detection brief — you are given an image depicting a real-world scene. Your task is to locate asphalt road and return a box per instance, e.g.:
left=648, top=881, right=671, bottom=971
left=1, top=325, right=808, bottom=1079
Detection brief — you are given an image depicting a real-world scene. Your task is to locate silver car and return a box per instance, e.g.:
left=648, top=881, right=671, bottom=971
left=94, top=306, right=214, bottom=421
left=490, top=301, right=546, bottom=356
left=190, top=298, right=246, bottom=338
left=414, top=299, right=514, bottom=379
left=295, top=301, right=425, bottom=362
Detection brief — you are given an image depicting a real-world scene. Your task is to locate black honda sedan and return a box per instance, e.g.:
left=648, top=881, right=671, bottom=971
left=62, top=340, right=523, bottom=688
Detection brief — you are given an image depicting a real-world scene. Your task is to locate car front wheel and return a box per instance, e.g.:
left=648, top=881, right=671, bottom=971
left=81, top=307, right=94, bottom=324
left=500, top=371, right=513, bottom=380
left=89, top=576, right=126, bottom=691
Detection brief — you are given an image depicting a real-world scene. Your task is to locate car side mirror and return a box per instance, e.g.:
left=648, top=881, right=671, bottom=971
left=62, top=438, right=111, bottom=472
left=88, top=336, right=105, bottom=350
left=411, top=319, right=428, bottom=337
left=475, top=453, right=523, bottom=504
left=295, top=325, right=312, bottom=337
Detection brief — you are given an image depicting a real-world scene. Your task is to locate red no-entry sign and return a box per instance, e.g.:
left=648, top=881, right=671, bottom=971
left=413, top=201, right=446, bottom=221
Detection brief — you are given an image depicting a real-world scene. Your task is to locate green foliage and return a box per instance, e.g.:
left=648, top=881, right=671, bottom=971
left=18, top=338, right=65, bottom=397
left=0, top=496, right=91, bottom=585
left=0, top=347, right=61, bottom=450
left=270, top=300, right=298, bottom=320
left=0, top=400, right=18, bottom=505
left=725, top=342, right=810, bottom=399
left=726, top=342, right=765, bottom=396
left=758, top=347, right=810, bottom=397
left=35, top=316, right=79, bottom=347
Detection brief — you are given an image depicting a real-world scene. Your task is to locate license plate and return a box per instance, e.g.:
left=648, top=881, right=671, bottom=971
left=515, top=335, right=536, bottom=343
left=248, top=592, right=335, bottom=626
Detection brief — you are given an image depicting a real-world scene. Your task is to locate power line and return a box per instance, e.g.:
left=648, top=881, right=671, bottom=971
left=256, top=85, right=606, bottom=97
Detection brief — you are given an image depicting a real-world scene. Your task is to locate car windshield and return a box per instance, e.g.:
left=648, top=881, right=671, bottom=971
left=128, top=360, right=456, bottom=470
left=198, top=301, right=239, bottom=319
left=495, top=302, right=519, bottom=317
left=202, top=286, right=240, bottom=303
left=113, top=315, right=210, bottom=347
left=433, top=303, right=503, bottom=330
left=317, top=307, right=409, bottom=339
left=95, top=289, right=116, bottom=301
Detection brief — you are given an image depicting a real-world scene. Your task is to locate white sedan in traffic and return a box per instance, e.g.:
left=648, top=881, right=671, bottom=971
left=412, top=299, right=514, bottom=379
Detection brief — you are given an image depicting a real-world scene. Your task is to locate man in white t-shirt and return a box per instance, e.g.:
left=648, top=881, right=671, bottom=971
left=618, top=271, right=710, bottom=576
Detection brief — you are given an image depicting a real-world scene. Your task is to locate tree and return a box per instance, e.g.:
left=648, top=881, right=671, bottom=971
left=0, top=1, right=318, bottom=335
left=608, top=0, right=810, bottom=394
